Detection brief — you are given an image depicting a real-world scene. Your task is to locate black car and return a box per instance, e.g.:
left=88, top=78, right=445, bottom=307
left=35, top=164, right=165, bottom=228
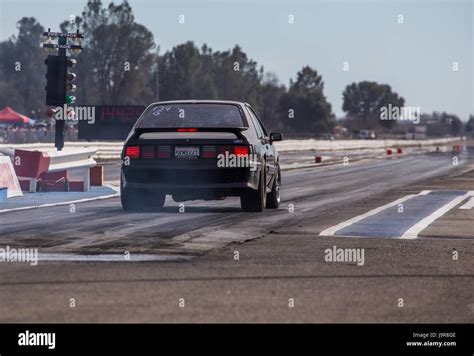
left=120, top=100, right=282, bottom=212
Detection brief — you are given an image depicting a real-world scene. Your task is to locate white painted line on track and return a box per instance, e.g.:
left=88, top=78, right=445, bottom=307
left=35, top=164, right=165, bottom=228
left=0, top=184, right=120, bottom=214
left=318, top=191, right=431, bottom=236
left=37, top=253, right=191, bottom=263
left=401, top=191, right=472, bottom=239
left=458, top=192, right=474, bottom=210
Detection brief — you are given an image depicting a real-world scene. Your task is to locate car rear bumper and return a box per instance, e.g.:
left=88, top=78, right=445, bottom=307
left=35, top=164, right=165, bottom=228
left=121, top=160, right=260, bottom=193
left=125, top=181, right=256, bottom=191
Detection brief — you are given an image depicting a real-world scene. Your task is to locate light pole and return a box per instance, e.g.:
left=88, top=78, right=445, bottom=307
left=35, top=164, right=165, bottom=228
left=42, top=28, right=83, bottom=150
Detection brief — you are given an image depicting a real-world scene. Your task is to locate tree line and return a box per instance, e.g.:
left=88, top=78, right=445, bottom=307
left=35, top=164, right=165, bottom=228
left=0, top=0, right=469, bottom=138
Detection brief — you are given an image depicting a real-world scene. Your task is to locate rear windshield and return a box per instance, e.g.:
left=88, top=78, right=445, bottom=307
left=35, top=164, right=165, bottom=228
left=138, top=103, right=245, bottom=128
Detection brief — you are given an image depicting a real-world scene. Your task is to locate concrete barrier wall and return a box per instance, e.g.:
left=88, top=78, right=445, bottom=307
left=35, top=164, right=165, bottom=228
left=0, top=137, right=463, bottom=160
left=275, top=137, right=463, bottom=152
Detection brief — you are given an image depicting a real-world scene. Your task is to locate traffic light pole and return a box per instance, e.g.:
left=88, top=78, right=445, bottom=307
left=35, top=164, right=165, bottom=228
left=43, top=29, right=82, bottom=151
left=54, top=37, right=67, bottom=151
left=54, top=36, right=67, bottom=151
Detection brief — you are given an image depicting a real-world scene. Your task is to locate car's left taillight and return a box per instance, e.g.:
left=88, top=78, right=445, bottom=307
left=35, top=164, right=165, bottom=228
left=125, top=146, right=140, bottom=159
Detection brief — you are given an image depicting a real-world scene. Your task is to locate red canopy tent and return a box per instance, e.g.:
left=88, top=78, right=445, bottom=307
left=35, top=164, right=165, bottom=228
left=0, top=106, right=31, bottom=124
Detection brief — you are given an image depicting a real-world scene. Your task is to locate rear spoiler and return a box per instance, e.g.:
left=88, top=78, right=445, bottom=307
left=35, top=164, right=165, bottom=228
left=133, top=127, right=248, bottom=139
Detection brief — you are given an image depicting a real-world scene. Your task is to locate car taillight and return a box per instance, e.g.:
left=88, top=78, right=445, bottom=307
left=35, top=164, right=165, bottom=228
left=141, top=146, right=155, bottom=159
left=157, top=145, right=171, bottom=158
left=125, top=146, right=140, bottom=159
left=234, top=146, right=249, bottom=157
left=202, top=145, right=217, bottom=159
left=217, top=146, right=249, bottom=157
left=177, top=128, right=198, bottom=132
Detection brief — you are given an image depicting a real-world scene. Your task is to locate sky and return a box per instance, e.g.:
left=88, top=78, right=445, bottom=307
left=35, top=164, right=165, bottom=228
left=0, top=0, right=473, bottom=120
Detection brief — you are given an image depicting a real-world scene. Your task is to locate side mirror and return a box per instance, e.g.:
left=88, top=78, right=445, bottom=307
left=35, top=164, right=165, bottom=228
left=270, top=132, right=283, bottom=142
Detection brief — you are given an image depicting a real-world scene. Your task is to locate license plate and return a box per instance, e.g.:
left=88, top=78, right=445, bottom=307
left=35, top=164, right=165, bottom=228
left=175, top=146, right=200, bottom=159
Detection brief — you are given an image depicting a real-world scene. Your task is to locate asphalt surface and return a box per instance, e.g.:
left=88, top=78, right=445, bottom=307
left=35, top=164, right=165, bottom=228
left=0, top=147, right=473, bottom=322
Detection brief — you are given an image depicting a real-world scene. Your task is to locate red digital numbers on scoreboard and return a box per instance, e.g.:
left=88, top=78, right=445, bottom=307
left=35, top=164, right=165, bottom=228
left=99, top=106, right=145, bottom=123
left=100, top=106, right=116, bottom=121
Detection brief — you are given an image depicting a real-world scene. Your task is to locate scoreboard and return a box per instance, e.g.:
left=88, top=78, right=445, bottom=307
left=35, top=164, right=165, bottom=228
left=78, top=105, right=146, bottom=140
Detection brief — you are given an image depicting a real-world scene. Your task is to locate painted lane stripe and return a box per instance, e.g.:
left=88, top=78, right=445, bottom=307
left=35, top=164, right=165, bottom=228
left=401, top=191, right=472, bottom=239
left=334, top=191, right=467, bottom=238
left=36, top=253, right=191, bottom=263
left=318, top=190, right=431, bottom=236
left=459, top=192, right=474, bottom=210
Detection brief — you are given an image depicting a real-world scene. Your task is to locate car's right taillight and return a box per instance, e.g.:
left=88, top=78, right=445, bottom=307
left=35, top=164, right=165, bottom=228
left=217, top=145, right=250, bottom=157
left=125, top=146, right=140, bottom=159
left=234, top=146, right=249, bottom=157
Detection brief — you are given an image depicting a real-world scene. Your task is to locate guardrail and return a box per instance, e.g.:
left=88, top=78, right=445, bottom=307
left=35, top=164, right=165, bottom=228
left=275, top=137, right=464, bottom=152
left=0, top=147, right=97, bottom=192
left=0, top=137, right=463, bottom=160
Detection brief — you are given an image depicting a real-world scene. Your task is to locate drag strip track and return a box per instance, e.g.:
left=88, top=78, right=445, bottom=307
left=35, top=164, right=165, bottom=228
left=0, top=151, right=473, bottom=323
left=0, top=154, right=466, bottom=257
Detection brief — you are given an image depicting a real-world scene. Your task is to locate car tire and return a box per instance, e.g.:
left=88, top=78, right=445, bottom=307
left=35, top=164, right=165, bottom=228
left=240, top=164, right=266, bottom=212
left=266, top=166, right=280, bottom=209
left=121, top=185, right=142, bottom=211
